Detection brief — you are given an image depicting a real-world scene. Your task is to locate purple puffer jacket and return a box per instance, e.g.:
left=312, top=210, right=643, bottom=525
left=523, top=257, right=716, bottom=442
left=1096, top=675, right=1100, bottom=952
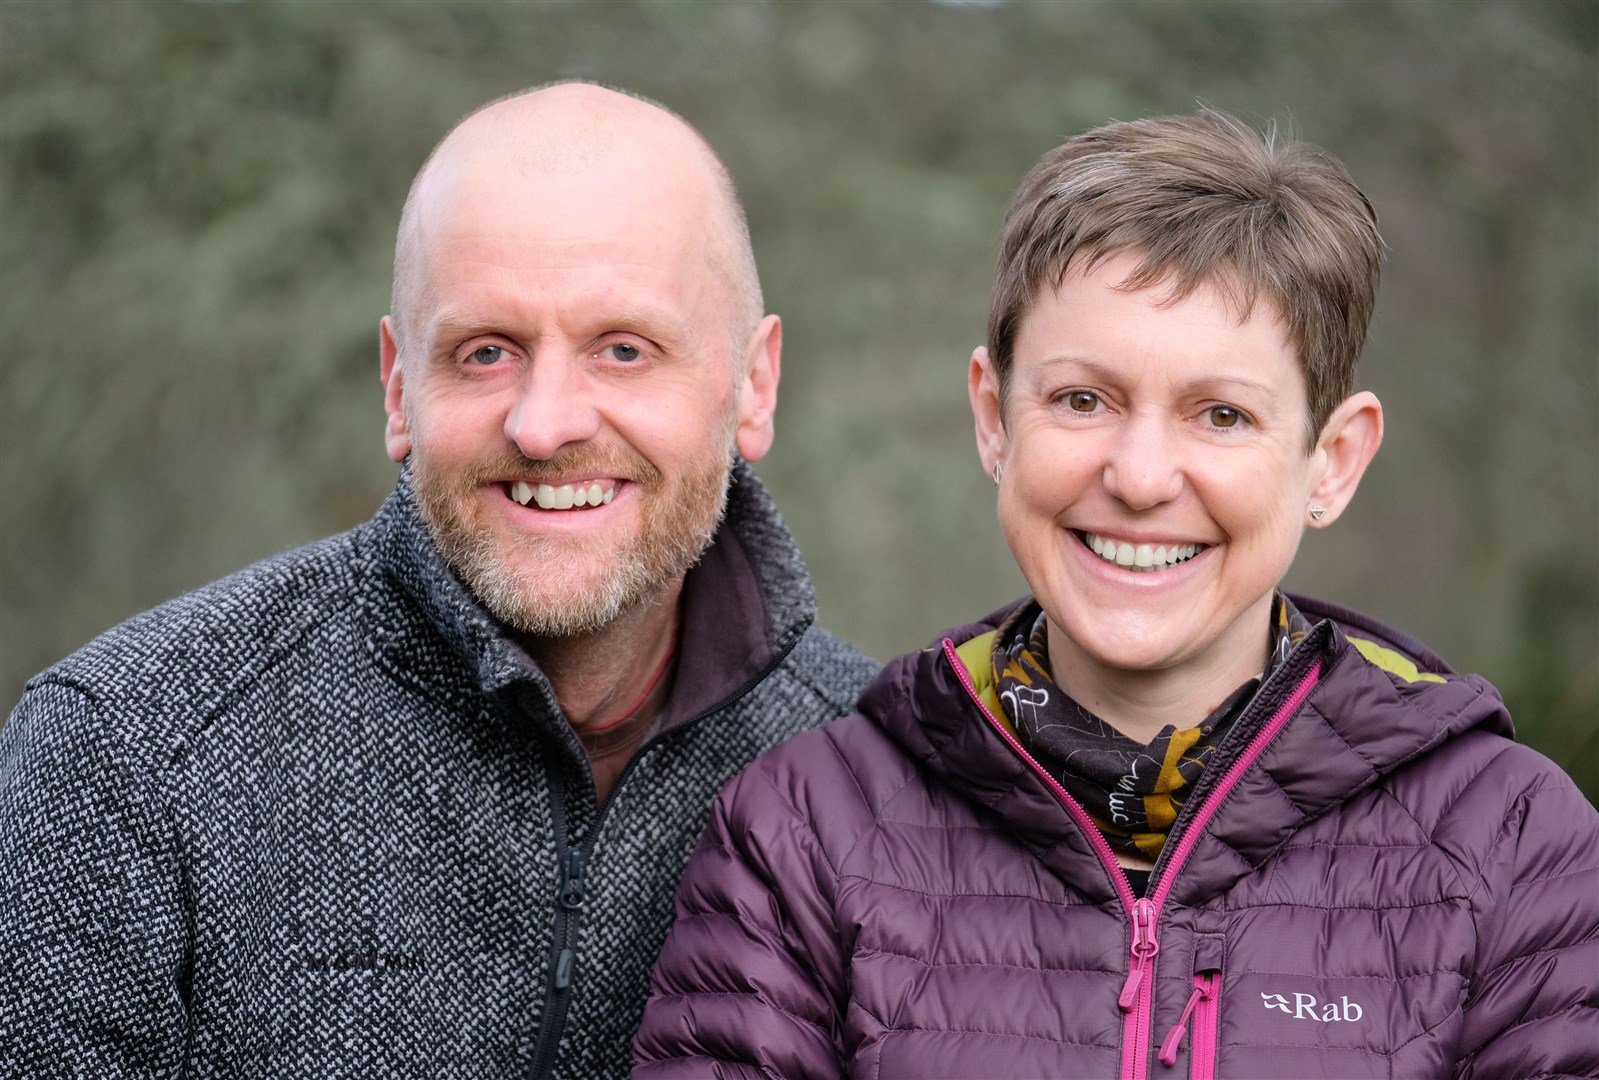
left=634, top=596, right=1599, bottom=1079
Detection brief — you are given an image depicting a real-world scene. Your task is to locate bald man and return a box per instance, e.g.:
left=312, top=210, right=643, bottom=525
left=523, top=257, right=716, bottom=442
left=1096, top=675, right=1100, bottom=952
left=0, top=83, right=877, bottom=1077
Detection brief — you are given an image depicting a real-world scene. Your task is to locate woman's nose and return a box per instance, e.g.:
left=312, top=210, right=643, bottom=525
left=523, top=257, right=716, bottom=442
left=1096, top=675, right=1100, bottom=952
left=503, top=353, right=604, bottom=461
left=1101, top=414, right=1184, bottom=510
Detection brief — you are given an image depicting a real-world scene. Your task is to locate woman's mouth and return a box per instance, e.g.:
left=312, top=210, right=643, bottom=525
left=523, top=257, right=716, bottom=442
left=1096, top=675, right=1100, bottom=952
left=1076, top=531, right=1208, bottom=573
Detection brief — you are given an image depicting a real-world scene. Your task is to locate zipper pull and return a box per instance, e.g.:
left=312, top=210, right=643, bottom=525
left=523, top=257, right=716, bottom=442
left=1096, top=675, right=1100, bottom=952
left=1117, top=898, right=1160, bottom=1012
left=1158, top=973, right=1217, bottom=1066
left=553, top=947, right=577, bottom=990
left=557, top=847, right=588, bottom=910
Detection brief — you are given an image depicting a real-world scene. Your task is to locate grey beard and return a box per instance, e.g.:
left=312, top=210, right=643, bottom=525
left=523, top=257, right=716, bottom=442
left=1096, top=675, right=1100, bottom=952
left=407, top=434, right=735, bottom=640
left=429, top=478, right=727, bottom=639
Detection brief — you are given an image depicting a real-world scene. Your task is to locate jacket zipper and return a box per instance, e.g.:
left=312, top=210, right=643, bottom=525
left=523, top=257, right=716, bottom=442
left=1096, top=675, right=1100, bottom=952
left=942, top=639, right=1321, bottom=1080
left=528, top=768, right=585, bottom=1078
left=1157, top=971, right=1219, bottom=1077
left=1191, top=971, right=1220, bottom=1080
left=525, top=628, right=810, bottom=1078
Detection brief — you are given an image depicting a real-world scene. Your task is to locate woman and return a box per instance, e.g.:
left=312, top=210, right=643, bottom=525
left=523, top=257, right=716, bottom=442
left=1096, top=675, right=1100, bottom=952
left=634, top=112, right=1598, bottom=1079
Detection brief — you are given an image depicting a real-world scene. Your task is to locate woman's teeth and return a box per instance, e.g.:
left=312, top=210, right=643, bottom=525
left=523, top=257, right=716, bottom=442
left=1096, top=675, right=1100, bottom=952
left=1084, top=532, right=1205, bottom=572
left=509, top=481, right=616, bottom=510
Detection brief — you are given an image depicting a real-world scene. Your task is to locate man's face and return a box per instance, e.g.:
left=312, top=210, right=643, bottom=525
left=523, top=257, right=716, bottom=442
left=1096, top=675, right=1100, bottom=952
left=381, top=153, right=776, bottom=638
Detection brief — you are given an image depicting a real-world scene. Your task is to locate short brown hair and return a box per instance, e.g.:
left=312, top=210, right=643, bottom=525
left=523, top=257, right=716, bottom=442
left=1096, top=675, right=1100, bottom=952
left=987, top=109, right=1382, bottom=438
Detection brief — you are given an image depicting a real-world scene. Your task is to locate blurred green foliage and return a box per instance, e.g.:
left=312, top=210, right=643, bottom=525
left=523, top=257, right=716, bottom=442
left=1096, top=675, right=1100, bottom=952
left=1, top=0, right=1594, bottom=798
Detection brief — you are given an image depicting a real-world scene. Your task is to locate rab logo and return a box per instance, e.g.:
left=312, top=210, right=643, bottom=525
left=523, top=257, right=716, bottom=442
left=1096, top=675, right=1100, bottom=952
left=1261, top=991, right=1364, bottom=1023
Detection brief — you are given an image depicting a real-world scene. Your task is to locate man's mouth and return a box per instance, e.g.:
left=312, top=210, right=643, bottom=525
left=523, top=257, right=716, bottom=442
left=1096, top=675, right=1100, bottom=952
left=507, top=480, right=618, bottom=510
left=1077, top=530, right=1209, bottom=573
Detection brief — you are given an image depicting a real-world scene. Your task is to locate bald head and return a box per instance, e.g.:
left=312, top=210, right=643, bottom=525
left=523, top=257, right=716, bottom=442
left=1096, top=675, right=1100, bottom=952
left=390, top=82, right=762, bottom=356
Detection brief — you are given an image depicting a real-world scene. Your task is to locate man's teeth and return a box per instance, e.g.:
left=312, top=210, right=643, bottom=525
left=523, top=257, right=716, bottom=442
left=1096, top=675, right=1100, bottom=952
left=509, top=481, right=616, bottom=510
left=1085, top=532, right=1205, bottom=573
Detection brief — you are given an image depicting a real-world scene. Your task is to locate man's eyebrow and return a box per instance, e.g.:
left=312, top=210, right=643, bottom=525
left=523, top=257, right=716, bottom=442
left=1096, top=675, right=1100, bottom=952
left=600, top=306, right=692, bottom=345
left=427, top=308, right=493, bottom=342
left=425, top=304, right=693, bottom=350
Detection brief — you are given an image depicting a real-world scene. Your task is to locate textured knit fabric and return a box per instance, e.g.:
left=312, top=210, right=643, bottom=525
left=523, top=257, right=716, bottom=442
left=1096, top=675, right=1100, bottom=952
left=635, top=595, right=1599, bottom=1079
left=0, top=461, right=879, bottom=1079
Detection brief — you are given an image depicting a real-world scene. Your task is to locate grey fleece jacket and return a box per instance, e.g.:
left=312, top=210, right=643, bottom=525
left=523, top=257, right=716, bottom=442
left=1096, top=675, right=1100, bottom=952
left=0, top=461, right=878, bottom=1078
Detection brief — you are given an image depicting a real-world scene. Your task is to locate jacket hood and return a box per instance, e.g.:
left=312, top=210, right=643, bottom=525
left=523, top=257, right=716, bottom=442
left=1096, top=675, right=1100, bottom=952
left=857, top=593, right=1513, bottom=903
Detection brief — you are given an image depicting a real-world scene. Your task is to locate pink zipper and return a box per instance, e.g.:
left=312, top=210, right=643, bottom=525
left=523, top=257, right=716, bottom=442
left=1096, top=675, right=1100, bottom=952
left=940, top=639, right=1137, bottom=912
left=1158, top=972, right=1219, bottom=1075
left=1145, top=661, right=1321, bottom=915
left=1117, top=898, right=1159, bottom=1011
left=1118, top=896, right=1160, bottom=1080
left=943, top=639, right=1321, bottom=1080
left=1191, top=971, right=1221, bottom=1080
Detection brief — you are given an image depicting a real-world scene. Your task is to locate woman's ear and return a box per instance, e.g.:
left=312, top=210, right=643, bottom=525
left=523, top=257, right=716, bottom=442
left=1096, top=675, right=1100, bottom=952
left=969, top=346, right=1008, bottom=482
left=1306, top=391, right=1384, bottom=527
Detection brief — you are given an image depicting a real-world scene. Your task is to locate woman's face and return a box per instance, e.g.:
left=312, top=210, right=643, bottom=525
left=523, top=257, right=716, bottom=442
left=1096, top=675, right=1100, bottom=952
left=974, top=251, right=1332, bottom=688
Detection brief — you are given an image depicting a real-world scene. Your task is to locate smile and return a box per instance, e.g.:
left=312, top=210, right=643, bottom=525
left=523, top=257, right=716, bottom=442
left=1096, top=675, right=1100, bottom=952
left=508, top=480, right=617, bottom=510
left=1078, top=531, right=1208, bottom=573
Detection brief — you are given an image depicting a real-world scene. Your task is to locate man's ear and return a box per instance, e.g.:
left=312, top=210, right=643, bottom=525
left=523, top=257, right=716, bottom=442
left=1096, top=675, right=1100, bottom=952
left=969, top=346, right=1008, bottom=482
left=1306, top=391, right=1384, bottom=527
left=379, top=316, right=412, bottom=463
left=735, top=314, right=781, bottom=463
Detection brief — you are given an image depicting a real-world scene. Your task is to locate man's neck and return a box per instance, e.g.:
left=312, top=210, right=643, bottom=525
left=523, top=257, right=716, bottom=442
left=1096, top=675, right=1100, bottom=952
left=520, top=582, right=684, bottom=735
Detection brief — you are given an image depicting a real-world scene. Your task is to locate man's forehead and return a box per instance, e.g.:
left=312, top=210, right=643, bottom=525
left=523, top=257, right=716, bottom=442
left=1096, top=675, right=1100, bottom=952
left=422, top=163, right=708, bottom=246
left=417, top=89, right=720, bottom=216
left=409, top=185, right=718, bottom=323
left=408, top=197, right=724, bottom=350
left=407, top=107, right=725, bottom=281
left=392, top=86, right=755, bottom=348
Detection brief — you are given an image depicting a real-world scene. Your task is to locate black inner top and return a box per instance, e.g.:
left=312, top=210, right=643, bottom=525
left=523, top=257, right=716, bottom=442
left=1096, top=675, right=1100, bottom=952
left=1123, top=868, right=1152, bottom=898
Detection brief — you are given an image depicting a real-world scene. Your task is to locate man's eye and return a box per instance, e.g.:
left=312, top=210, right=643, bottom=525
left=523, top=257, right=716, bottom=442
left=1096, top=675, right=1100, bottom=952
left=467, top=345, right=505, bottom=366
left=1065, top=390, right=1100, bottom=413
left=605, top=343, right=642, bottom=363
left=1207, top=405, right=1243, bottom=428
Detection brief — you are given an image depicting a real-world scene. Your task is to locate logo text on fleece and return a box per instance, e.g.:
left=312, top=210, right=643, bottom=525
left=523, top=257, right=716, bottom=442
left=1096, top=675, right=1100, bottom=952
left=1261, top=991, right=1364, bottom=1023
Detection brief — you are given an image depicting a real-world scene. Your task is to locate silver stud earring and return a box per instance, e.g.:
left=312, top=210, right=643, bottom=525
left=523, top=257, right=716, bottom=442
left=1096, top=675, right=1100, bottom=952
left=1308, top=504, right=1327, bottom=522
left=993, top=461, right=1005, bottom=485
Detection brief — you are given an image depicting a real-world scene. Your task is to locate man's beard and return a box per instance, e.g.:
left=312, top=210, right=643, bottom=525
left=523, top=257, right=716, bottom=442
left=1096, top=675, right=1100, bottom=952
left=409, top=422, right=735, bottom=639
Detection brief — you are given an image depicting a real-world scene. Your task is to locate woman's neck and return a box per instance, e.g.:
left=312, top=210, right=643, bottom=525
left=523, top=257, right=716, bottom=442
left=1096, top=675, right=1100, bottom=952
left=1044, top=607, right=1273, bottom=745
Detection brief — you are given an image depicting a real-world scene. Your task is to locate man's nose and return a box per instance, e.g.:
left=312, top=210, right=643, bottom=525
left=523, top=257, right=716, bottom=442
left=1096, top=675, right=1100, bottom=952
left=1101, top=413, right=1184, bottom=511
left=503, top=352, right=603, bottom=461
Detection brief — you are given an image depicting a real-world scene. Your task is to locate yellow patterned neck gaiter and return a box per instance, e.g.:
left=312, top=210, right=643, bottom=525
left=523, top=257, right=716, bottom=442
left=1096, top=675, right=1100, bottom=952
left=991, top=596, right=1304, bottom=860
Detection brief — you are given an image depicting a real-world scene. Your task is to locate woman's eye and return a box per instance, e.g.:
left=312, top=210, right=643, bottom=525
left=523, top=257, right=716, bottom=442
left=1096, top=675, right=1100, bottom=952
left=1206, top=405, right=1244, bottom=428
left=467, top=345, right=505, bottom=366
left=1065, top=390, right=1100, bottom=413
left=605, top=343, right=642, bottom=363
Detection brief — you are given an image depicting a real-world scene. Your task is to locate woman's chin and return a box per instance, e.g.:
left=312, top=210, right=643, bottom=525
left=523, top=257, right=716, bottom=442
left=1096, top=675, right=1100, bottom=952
left=1040, top=589, right=1279, bottom=691
left=1062, top=631, right=1197, bottom=677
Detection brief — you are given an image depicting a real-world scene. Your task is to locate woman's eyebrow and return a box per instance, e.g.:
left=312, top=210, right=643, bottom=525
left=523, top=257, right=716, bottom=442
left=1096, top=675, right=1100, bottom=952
left=1034, top=355, right=1279, bottom=400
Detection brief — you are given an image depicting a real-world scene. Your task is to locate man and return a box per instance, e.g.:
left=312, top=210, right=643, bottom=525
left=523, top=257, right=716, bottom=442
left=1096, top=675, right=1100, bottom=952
left=0, top=83, right=877, bottom=1077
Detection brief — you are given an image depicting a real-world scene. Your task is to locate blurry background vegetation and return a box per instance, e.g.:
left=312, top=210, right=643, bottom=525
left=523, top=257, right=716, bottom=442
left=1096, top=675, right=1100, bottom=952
left=2, top=0, right=1595, bottom=798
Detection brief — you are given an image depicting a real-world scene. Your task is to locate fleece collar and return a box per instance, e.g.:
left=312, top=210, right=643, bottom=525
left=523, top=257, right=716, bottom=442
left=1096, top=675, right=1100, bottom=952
left=361, top=459, right=818, bottom=744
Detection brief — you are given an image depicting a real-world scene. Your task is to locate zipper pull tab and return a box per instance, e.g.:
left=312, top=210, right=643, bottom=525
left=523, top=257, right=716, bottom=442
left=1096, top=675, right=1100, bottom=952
left=557, top=847, right=588, bottom=910
left=1158, top=973, right=1217, bottom=1066
left=553, top=946, right=577, bottom=990
left=1117, top=963, right=1144, bottom=1012
left=1117, top=898, right=1160, bottom=1012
